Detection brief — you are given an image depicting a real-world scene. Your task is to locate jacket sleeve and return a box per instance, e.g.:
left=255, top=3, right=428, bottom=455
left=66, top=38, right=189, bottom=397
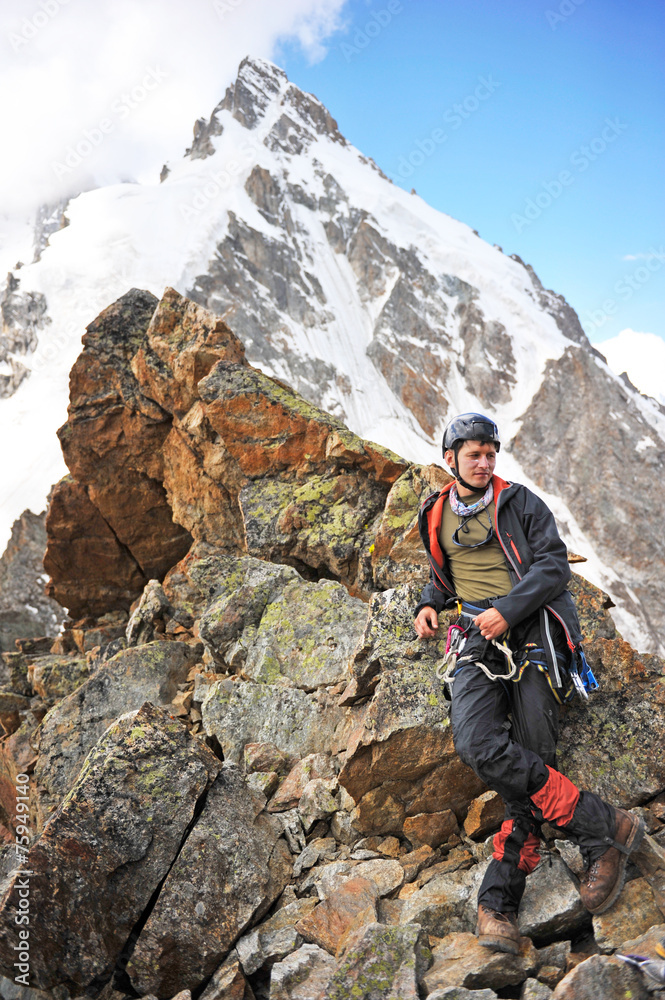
left=491, top=491, right=571, bottom=628
left=414, top=576, right=448, bottom=618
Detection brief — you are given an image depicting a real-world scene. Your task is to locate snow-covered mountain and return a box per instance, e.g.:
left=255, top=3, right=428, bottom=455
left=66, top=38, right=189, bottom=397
left=2, top=56, right=665, bottom=652
left=597, top=329, right=665, bottom=406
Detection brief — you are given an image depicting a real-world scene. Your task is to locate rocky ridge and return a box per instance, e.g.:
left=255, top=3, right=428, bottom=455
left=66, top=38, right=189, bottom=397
left=0, top=288, right=664, bottom=999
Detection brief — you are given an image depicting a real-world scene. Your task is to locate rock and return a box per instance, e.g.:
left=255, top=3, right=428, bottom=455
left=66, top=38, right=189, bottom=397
left=399, top=844, right=438, bottom=882
left=423, top=931, right=538, bottom=994
left=329, top=810, right=359, bottom=846
left=127, top=762, right=292, bottom=996
left=413, top=849, right=476, bottom=889
left=274, top=808, right=307, bottom=855
left=238, top=471, right=389, bottom=591
left=28, top=654, right=88, bottom=702
left=268, top=943, right=336, bottom=999
left=613, top=921, right=665, bottom=958
left=298, top=778, right=338, bottom=831
left=551, top=954, right=648, bottom=999
left=197, top=558, right=301, bottom=667
left=427, top=990, right=498, bottom=1000
left=536, top=966, right=564, bottom=990
left=244, top=742, right=292, bottom=775
left=0, top=702, right=220, bottom=991
left=45, top=476, right=149, bottom=616
left=521, top=979, right=553, bottom=999
left=46, top=289, right=194, bottom=617
left=536, top=940, right=571, bottom=971
left=338, top=584, right=485, bottom=838
left=235, top=898, right=317, bottom=975
left=557, top=638, right=665, bottom=806
left=313, top=861, right=359, bottom=899
left=246, top=771, right=280, bottom=800
left=370, top=464, right=453, bottom=591
left=593, top=876, right=662, bottom=952
left=35, top=640, right=200, bottom=808
left=403, top=809, right=458, bottom=848
left=518, top=856, right=589, bottom=943
left=399, top=868, right=477, bottom=937
left=0, top=509, right=65, bottom=652
left=318, top=922, right=431, bottom=1000
left=239, top=578, right=368, bottom=689
left=199, top=952, right=255, bottom=1000
left=268, top=754, right=337, bottom=813
left=631, top=832, right=665, bottom=917
left=351, top=858, right=405, bottom=897
left=125, top=579, right=174, bottom=646
left=202, top=681, right=344, bottom=765
left=464, top=791, right=505, bottom=840
left=294, top=875, right=378, bottom=955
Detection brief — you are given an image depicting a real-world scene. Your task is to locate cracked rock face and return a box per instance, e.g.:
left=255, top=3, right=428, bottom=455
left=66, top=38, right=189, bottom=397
left=127, top=762, right=292, bottom=997
left=0, top=702, right=221, bottom=992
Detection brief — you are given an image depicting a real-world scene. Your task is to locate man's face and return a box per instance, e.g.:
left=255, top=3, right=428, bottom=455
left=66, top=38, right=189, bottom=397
left=445, top=439, right=497, bottom=491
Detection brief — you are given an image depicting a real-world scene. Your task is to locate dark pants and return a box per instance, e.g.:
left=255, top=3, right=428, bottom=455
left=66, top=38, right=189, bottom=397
left=450, top=612, right=616, bottom=913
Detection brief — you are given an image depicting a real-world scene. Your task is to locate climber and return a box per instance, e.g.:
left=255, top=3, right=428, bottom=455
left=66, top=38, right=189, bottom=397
left=413, top=411, right=644, bottom=956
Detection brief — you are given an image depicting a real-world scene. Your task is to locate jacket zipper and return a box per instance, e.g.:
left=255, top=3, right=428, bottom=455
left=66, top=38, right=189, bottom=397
left=495, top=489, right=577, bottom=654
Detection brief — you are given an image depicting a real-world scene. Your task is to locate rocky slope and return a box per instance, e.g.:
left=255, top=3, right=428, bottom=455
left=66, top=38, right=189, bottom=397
left=0, top=288, right=664, bottom=1000
left=0, top=57, right=663, bottom=653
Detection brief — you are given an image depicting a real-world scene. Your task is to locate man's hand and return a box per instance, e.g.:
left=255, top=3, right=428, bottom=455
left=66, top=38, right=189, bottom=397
left=474, top=608, right=509, bottom=641
left=414, top=606, right=439, bottom=638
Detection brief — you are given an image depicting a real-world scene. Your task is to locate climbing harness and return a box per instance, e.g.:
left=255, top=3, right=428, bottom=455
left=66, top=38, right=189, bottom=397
left=435, top=600, right=598, bottom=703
left=435, top=601, right=518, bottom=685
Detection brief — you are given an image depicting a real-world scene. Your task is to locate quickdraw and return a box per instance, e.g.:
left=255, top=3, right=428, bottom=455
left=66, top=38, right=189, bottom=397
left=435, top=617, right=518, bottom=684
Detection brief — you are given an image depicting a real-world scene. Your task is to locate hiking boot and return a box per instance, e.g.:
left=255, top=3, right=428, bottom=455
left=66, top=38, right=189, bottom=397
left=579, top=807, right=645, bottom=914
left=476, top=904, right=520, bottom=955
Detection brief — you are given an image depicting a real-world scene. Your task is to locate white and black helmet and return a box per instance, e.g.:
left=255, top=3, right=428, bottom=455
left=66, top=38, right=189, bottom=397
left=442, top=412, right=501, bottom=458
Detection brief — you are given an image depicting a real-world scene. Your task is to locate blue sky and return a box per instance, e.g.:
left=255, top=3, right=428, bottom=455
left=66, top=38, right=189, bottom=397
left=279, top=0, right=664, bottom=345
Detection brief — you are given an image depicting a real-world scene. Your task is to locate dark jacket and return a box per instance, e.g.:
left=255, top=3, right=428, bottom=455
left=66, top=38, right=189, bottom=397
left=415, top=474, right=583, bottom=650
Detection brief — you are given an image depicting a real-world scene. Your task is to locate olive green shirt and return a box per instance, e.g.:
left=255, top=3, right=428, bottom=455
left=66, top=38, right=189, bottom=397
left=440, top=496, right=513, bottom=601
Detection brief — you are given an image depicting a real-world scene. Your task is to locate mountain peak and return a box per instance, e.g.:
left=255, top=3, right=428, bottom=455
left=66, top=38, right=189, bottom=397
left=186, top=55, right=345, bottom=160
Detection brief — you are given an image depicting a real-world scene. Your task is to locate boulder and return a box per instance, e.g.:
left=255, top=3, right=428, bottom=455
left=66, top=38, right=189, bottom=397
left=269, top=754, right=337, bottom=812
left=298, top=778, right=338, bottom=831
left=127, top=762, right=292, bottom=997
left=517, top=856, right=589, bottom=943
left=423, top=932, right=538, bottom=994
left=593, top=876, right=662, bottom=952
left=0, top=702, right=220, bottom=992
left=234, top=898, right=317, bottom=975
left=294, top=875, right=378, bottom=955
left=404, top=809, right=458, bottom=848
left=463, top=792, right=505, bottom=840
left=27, top=654, right=88, bottom=702
left=399, top=868, right=477, bottom=937
left=35, top=640, right=200, bottom=807
left=551, top=955, right=648, bottom=999
left=268, top=943, right=336, bottom=1000
left=201, top=681, right=344, bottom=764
left=238, top=578, right=367, bottom=689
left=199, top=953, right=254, bottom=1000
left=318, top=922, right=431, bottom=1000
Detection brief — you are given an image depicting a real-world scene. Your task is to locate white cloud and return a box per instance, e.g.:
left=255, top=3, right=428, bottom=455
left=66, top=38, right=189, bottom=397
left=597, top=328, right=665, bottom=405
left=0, top=0, right=349, bottom=216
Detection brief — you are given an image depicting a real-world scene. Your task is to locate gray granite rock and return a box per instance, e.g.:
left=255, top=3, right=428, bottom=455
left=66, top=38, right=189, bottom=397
left=127, top=762, right=292, bottom=996
left=0, top=703, right=220, bottom=991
